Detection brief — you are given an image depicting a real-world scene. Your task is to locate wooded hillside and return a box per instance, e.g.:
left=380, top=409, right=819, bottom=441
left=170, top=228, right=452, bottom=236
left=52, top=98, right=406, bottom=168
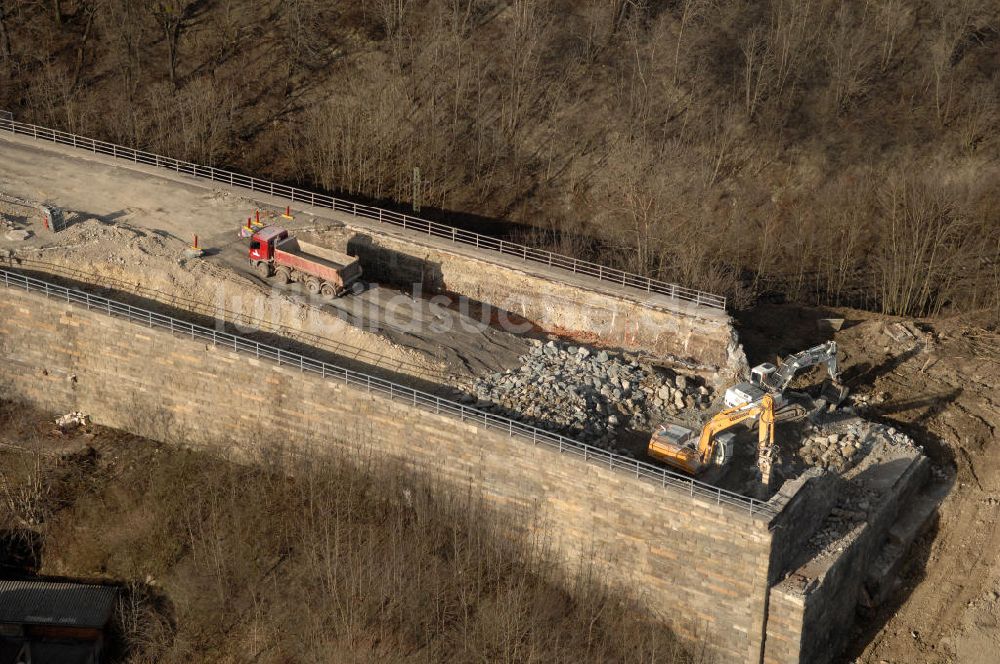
left=2, top=0, right=997, bottom=320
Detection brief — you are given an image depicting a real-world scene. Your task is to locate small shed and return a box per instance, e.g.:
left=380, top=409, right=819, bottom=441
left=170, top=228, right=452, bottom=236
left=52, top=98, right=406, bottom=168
left=0, top=580, right=118, bottom=664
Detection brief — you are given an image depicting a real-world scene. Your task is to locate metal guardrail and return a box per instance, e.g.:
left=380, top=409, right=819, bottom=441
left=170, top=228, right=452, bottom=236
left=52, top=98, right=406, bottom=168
left=0, top=116, right=726, bottom=311
left=0, top=269, right=770, bottom=516
left=6, top=255, right=446, bottom=379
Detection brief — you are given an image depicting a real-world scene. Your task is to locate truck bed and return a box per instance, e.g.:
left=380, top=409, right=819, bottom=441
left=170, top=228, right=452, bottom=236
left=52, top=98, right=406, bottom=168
left=274, top=236, right=361, bottom=286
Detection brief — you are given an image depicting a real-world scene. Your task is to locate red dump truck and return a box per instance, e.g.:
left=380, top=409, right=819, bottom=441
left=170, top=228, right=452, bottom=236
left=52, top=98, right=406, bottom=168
left=249, top=226, right=362, bottom=298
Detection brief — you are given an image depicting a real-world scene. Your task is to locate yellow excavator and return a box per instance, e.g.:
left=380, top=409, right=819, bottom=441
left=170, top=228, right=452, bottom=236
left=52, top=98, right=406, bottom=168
left=647, top=394, right=777, bottom=484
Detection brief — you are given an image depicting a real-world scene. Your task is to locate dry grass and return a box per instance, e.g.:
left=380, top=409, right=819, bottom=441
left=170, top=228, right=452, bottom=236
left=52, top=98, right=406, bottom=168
left=0, top=400, right=693, bottom=663
left=1, top=0, right=996, bottom=322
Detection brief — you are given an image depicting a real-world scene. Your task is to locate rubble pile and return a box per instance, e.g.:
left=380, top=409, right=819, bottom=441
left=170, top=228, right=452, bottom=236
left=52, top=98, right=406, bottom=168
left=55, top=411, right=90, bottom=431
left=462, top=340, right=712, bottom=448
left=797, top=430, right=866, bottom=472
left=808, top=483, right=880, bottom=554
left=797, top=422, right=920, bottom=473
left=805, top=425, right=924, bottom=556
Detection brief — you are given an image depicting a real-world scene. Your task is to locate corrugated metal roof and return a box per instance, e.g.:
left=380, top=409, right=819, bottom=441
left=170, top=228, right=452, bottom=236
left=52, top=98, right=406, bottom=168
left=0, top=580, right=118, bottom=629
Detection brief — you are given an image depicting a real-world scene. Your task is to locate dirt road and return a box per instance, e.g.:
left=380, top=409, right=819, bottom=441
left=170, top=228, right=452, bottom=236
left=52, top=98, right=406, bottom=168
left=0, top=136, right=529, bottom=377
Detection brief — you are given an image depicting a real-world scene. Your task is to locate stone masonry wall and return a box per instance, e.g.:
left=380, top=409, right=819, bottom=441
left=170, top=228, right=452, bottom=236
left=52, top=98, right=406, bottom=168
left=764, top=457, right=930, bottom=664
left=0, top=285, right=771, bottom=663
left=337, top=229, right=747, bottom=378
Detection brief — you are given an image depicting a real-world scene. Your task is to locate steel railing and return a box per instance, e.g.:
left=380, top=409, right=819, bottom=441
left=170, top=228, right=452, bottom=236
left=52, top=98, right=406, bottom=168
left=7, top=255, right=446, bottom=380
left=0, top=269, right=770, bottom=516
left=0, top=116, right=726, bottom=311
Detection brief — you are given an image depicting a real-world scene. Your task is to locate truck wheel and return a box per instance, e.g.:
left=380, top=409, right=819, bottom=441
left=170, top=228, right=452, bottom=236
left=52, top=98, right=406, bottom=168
left=305, top=278, right=321, bottom=295
left=320, top=283, right=337, bottom=299
left=255, top=261, right=271, bottom=279
left=275, top=267, right=291, bottom=285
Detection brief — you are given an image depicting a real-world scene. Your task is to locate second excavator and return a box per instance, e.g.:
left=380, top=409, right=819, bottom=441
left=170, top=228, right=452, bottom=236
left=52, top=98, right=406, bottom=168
left=724, top=341, right=848, bottom=422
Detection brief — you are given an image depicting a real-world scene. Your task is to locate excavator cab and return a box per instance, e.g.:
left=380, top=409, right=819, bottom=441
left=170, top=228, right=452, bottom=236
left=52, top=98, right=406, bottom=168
left=724, top=341, right=843, bottom=412
left=750, top=363, right=779, bottom=389
left=648, top=423, right=736, bottom=475
left=648, top=395, right=775, bottom=482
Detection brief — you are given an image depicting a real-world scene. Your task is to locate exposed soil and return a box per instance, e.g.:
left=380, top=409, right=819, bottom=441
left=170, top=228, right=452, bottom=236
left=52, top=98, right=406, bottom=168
left=738, top=304, right=1000, bottom=663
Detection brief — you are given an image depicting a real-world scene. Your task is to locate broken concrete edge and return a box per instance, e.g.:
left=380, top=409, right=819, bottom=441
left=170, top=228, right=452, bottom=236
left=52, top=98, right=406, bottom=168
left=761, top=452, right=931, bottom=664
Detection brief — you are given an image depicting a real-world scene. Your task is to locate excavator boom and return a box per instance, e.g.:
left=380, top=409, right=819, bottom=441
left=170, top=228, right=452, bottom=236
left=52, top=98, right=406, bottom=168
left=723, top=341, right=845, bottom=416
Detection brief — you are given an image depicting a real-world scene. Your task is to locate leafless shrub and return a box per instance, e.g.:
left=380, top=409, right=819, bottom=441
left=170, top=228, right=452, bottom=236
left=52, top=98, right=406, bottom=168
left=112, top=581, right=174, bottom=662
left=875, top=175, right=974, bottom=317
left=0, top=450, right=49, bottom=530
left=0, top=399, right=694, bottom=662
left=824, top=4, right=875, bottom=113
left=957, top=82, right=997, bottom=154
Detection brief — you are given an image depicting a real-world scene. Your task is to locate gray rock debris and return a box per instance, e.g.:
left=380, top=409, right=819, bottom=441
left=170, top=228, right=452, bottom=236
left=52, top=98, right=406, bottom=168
left=462, top=341, right=712, bottom=449
left=796, top=421, right=921, bottom=474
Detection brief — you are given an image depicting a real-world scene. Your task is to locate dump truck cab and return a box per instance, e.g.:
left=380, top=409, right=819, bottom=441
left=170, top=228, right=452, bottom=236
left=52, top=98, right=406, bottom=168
left=249, top=226, right=289, bottom=262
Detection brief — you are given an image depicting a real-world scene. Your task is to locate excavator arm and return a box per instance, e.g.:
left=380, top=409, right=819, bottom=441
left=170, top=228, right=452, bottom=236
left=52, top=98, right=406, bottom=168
left=772, top=341, right=840, bottom=392
left=756, top=394, right=776, bottom=485
left=695, top=400, right=767, bottom=465
left=648, top=395, right=778, bottom=481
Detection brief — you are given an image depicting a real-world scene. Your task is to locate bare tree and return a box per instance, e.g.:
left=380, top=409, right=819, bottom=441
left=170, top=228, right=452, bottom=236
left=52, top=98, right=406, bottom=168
left=872, top=0, right=911, bottom=71
left=824, top=4, right=874, bottom=113
left=71, top=0, right=97, bottom=90
left=742, top=26, right=771, bottom=119
left=283, top=0, right=328, bottom=70
left=876, top=176, right=972, bottom=316
left=372, top=0, right=411, bottom=40
left=767, top=0, right=818, bottom=97
left=152, top=0, right=196, bottom=87
left=96, top=0, right=149, bottom=97
left=672, top=0, right=709, bottom=85
left=958, top=82, right=997, bottom=154
left=0, top=1, right=11, bottom=61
